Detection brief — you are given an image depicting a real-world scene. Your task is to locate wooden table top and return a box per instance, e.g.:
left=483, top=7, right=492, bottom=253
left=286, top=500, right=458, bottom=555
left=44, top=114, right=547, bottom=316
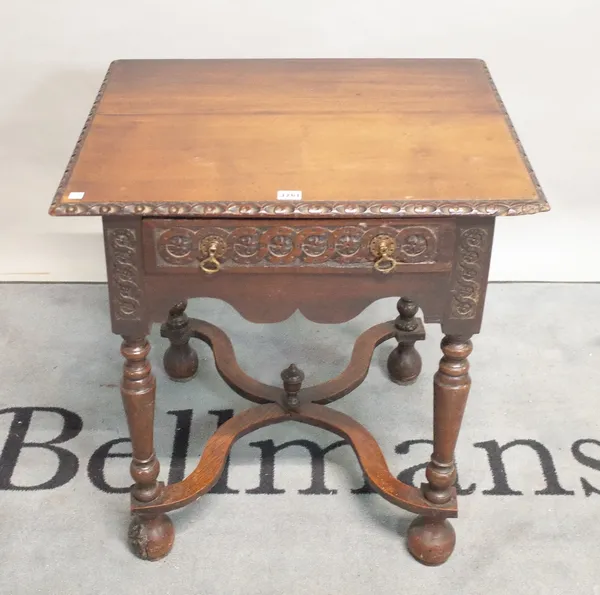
left=49, top=59, right=548, bottom=218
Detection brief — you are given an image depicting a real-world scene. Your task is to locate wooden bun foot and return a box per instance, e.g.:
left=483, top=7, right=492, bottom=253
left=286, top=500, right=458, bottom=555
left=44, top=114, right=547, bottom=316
left=128, top=514, right=175, bottom=561
left=163, top=344, right=199, bottom=382
left=407, top=516, right=455, bottom=566
left=162, top=300, right=198, bottom=382
left=387, top=344, right=422, bottom=385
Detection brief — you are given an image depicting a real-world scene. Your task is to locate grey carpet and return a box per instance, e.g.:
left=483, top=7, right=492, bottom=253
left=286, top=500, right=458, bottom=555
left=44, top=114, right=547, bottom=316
left=0, top=283, right=599, bottom=594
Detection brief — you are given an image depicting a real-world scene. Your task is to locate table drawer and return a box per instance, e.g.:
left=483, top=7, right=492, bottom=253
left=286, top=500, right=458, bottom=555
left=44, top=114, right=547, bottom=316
left=142, top=218, right=456, bottom=275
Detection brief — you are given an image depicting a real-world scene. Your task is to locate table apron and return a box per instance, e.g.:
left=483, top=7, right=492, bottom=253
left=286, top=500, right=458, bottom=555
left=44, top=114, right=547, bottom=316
left=144, top=270, right=451, bottom=325
left=102, top=215, right=494, bottom=336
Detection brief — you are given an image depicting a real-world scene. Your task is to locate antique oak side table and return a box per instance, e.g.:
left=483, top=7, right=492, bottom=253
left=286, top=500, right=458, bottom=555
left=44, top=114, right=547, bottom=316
left=49, top=59, right=549, bottom=566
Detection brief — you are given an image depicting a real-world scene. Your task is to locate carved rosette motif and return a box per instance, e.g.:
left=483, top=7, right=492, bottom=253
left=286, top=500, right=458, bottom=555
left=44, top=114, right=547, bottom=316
left=107, top=228, right=142, bottom=320
left=450, top=228, right=488, bottom=319
left=154, top=224, right=440, bottom=269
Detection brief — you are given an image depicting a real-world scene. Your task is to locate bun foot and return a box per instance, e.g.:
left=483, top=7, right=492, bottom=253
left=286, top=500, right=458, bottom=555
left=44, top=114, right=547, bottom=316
left=407, top=516, right=455, bottom=566
left=387, top=297, right=423, bottom=385
left=387, top=345, right=422, bottom=385
left=161, top=300, right=199, bottom=382
left=128, top=514, right=175, bottom=561
left=163, top=344, right=199, bottom=382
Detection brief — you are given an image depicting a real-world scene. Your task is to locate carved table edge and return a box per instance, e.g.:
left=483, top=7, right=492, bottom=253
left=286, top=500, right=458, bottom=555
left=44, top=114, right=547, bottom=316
left=482, top=60, right=549, bottom=211
left=49, top=199, right=550, bottom=218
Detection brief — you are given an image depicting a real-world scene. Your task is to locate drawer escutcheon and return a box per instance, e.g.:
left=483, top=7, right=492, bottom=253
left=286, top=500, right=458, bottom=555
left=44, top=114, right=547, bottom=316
left=198, top=236, right=227, bottom=275
left=369, top=234, right=399, bottom=274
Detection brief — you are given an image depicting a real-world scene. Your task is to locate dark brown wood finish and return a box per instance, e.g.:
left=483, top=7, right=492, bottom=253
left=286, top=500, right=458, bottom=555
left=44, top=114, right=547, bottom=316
left=407, top=516, right=456, bottom=566
left=406, top=334, right=473, bottom=564
left=120, top=336, right=175, bottom=560
left=387, top=297, right=424, bottom=385
left=143, top=217, right=456, bottom=274
left=132, top=402, right=457, bottom=519
left=145, top=270, right=452, bottom=325
left=128, top=514, right=174, bottom=562
left=160, top=301, right=199, bottom=382
left=425, top=335, right=473, bottom=506
left=51, top=59, right=548, bottom=567
left=120, top=337, right=160, bottom=503
left=103, top=216, right=149, bottom=337
left=443, top=217, right=495, bottom=335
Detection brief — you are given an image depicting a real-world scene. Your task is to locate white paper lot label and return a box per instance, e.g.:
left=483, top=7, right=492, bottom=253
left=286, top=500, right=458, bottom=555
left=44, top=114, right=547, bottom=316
left=277, top=190, right=302, bottom=201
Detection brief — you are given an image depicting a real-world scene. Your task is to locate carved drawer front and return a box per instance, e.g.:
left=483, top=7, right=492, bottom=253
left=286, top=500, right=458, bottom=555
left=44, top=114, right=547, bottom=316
left=142, top=218, right=456, bottom=275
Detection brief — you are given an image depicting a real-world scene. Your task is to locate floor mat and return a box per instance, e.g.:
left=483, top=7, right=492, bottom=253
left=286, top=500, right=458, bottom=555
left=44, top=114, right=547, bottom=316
left=0, top=283, right=599, bottom=595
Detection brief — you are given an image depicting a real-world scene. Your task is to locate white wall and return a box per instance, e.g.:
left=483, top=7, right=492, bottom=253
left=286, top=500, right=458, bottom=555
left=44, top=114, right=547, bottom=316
left=1, top=0, right=598, bottom=282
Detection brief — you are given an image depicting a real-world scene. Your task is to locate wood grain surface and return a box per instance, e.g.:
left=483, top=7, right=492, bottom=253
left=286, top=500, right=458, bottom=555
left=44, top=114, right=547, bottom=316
left=50, top=59, right=548, bottom=217
left=132, top=403, right=456, bottom=519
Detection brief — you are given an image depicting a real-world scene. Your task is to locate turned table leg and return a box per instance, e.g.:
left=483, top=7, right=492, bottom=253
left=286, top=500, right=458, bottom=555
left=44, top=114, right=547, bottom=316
left=387, top=297, right=422, bottom=385
left=121, top=337, right=174, bottom=561
left=161, top=300, right=199, bottom=382
left=407, top=334, right=472, bottom=566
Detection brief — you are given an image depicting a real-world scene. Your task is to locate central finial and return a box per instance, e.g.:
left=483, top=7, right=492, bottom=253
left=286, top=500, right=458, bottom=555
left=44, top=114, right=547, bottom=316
left=281, top=363, right=305, bottom=410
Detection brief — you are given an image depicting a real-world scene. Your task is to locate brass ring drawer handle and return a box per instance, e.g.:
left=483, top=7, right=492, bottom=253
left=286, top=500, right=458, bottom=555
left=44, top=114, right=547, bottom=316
left=198, top=236, right=227, bottom=275
left=370, top=235, right=398, bottom=274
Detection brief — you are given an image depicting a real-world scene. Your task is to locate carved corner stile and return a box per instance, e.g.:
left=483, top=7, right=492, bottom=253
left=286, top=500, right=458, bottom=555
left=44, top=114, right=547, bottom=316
left=444, top=218, right=495, bottom=336
left=103, top=216, right=149, bottom=336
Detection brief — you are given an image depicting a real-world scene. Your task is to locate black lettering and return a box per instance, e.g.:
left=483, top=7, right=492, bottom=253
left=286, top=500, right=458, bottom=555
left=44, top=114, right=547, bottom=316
left=0, top=407, right=82, bottom=490
left=207, top=409, right=239, bottom=494
left=571, top=439, right=600, bottom=496
left=165, top=408, right=239, bottom=493
left=166, top=409, right=193, bottom=485
left=474, top=439, right=574, bottom=496
left=351, top=476, right=376, bottom=494
left=87, top=438, right=130, bottom=493
left=247, top=439, right=345, bottom=495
